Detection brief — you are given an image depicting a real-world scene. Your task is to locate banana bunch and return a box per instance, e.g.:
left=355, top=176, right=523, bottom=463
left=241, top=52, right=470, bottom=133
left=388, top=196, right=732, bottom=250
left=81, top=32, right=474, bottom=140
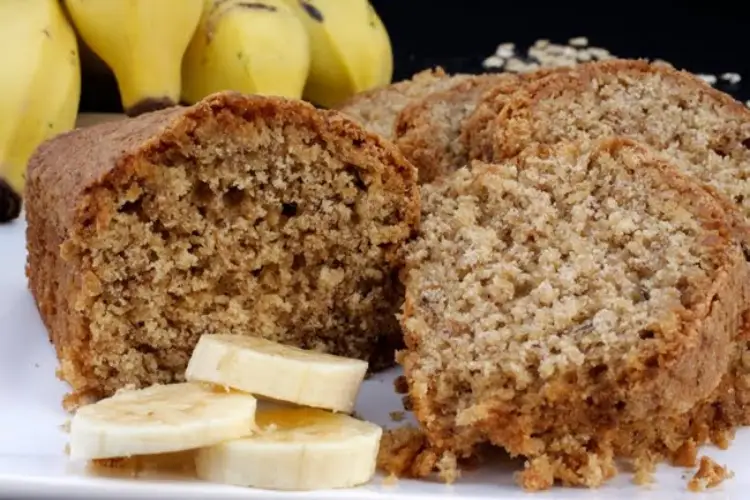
left=281, top=0, right=393, bottom=108
left=67, top=0, right=392, bottom=110
left=69, top=334, right=382, bottom=491
left=64, top=0, right=203, bottom=116
left=181, top=0, right=311, bottom=104
left=0, top=0, right=81, bottom=197
left=182, top=0, right=393, bottom=107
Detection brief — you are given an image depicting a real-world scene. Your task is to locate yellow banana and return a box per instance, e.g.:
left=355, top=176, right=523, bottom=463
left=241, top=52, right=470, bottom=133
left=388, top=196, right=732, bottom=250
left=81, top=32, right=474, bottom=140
left=0, top=0, right=81, bottom=194
left=182, top=0, right=310, bottom=104
left=63, top=0, right=202, bottom=116
left=281, top=0, right=393, bottom=108
left=368, top=2, right=393, bottom=89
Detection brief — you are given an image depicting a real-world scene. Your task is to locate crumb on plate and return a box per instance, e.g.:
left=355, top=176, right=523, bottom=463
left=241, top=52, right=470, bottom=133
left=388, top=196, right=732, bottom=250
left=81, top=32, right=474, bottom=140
left=687, top=456, right=733, bottom=492
left=393, top=375, right=409, bottom=394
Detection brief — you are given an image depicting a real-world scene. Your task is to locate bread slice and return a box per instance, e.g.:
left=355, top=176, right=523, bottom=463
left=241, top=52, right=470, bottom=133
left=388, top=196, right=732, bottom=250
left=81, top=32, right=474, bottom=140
left=492, top=59, right=750, bottom=221
left=25, top=92, right=419, bottom=409
left=461, top=67, right=569, bottom=162
left=393, top=74, right=515, bottom=184
left=337, top=67, right=468, bottom=139
left=400, top=137, right=750, bottom=488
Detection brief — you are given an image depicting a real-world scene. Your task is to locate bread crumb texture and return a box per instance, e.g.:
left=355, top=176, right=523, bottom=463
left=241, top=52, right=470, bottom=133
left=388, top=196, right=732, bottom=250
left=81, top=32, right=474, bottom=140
left=25, top=92, right=419, bottom=408
left=377, top=426, right=460, bottom=482
left=401, top=137, right=750, bottom=489
left=687, top=456, right=733, bottom=491
left=493, top=59, right=750, bottom=221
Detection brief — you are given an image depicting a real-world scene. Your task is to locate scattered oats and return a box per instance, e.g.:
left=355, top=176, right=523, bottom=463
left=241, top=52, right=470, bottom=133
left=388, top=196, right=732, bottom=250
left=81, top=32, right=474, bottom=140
left=495, top=42, right=516, bottom=58
left=60, top=419, right=71, bottom=433
left=720, top=72, right=742, bottom=84
left=568, top=36, right=589, bottom=47
left=485, top=38, right=618, bottom=74
left=505, top=58, right=540, bottom=73
left=561, top=46, right=578, bottom=58
left=481, top=37, right=742, bottom=104
left=587, top=47, right=612, bottom=60
left=697, top=73, right=718, bottom=85
left=544, top=44, right=566, bottom=55
left=63, top=443, right=70, bottom=456
left=389, top=410, right=405, bottom=422
left=482, top=55, right=505, bottom=69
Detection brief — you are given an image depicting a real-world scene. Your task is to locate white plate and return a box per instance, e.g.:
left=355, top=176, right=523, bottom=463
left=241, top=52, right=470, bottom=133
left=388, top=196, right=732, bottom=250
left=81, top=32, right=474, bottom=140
left=0, top=214, right=745, bottom=499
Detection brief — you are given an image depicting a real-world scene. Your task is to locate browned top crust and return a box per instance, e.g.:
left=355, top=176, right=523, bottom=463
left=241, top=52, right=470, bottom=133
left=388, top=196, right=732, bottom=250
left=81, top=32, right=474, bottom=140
left=461, top=67, right=571, bottom=162
left=27, top=92, right=420, bottom=239
left=393, top=74, right=514, bottom=184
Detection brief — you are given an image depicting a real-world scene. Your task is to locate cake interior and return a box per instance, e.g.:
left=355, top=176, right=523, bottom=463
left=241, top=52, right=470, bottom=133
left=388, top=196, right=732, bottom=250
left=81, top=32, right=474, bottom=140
left=66, top=109, right=410, bottom=398
left=404, top=144, right=730, bottom=456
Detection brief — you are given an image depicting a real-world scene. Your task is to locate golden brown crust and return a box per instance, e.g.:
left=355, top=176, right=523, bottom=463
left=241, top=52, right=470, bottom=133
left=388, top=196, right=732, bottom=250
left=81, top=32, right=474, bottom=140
left=400, top=137, right=750, bottom=489
left=461, top=67, right=571, bottom=162
left=393, top=74, right=513, bottom=184
left=26, top=92, right=419, bottom=408
left=337, top=68, right=469, bottom=139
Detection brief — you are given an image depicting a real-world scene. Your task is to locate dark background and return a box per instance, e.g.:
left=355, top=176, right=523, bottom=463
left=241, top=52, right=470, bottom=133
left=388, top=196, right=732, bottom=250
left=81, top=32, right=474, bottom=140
left=80, top=2, right=750, bottom=112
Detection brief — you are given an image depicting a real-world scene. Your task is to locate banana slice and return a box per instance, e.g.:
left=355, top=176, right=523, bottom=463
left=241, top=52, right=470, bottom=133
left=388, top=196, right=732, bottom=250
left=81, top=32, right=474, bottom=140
left=185, top=334, right=368, bottom=413
left=195, top=406, right=382, bottom=490
left=69, top=383, right=257, bottom=460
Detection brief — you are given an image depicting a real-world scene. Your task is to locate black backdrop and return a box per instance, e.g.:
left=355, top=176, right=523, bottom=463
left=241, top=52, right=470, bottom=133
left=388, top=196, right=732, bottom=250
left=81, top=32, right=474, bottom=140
left=79, top=2, right=750, bottom=112
left=370, top=1, right=750, bottom=101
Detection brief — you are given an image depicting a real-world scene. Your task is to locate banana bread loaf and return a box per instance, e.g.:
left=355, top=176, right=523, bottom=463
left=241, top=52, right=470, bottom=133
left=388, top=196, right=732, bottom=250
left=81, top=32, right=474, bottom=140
left=400, top=138, right=750, bottom=489
left=337, top=67, right=467, bottom=139
left=26, top=92, right=419, bottom=409
left=393, top=74, right=513, bottom=184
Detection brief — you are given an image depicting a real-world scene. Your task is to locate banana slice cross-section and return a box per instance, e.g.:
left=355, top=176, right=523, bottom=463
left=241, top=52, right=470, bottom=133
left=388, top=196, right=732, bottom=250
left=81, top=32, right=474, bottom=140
left=185, top=334, right=368, bottom=413
left=69, top=383, right=257, bottom=460
left=195, top=406, right=382, bottom=490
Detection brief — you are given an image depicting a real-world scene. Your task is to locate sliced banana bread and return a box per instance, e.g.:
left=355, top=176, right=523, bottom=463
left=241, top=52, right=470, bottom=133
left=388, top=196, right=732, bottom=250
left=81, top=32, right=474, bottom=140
left=492, top=59, right=750, bottom=220
left=393, top=74, right=514, bottom=184
left=401, top=138, right=750, bottom=489
left=461, top=68, right=568, bottom=162
left=337, top=67, right=468, bottom=139
left=26, top=92, right=419, bottom=409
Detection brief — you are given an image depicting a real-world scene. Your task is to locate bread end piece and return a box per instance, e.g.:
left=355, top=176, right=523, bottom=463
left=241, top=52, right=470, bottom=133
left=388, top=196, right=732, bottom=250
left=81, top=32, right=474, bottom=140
left=26, top=92, right=419, bottom=409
